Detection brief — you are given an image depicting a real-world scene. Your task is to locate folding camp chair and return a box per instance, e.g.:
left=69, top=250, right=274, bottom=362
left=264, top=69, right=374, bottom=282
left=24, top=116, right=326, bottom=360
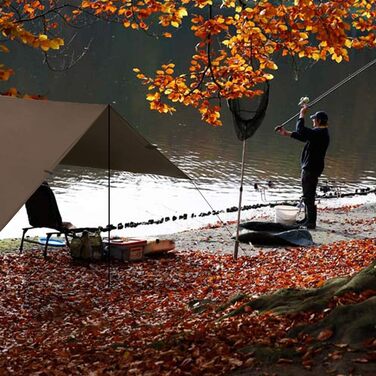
left=19, top=181, right=97, bottom=258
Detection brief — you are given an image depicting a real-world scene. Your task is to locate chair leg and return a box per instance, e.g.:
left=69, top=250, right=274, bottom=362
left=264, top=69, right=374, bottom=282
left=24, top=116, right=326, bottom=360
left=44, top=233, right=53, bottom=258
left=64, top=233, right=70, bottom=248
left=19, top=228, right=28, bottom=253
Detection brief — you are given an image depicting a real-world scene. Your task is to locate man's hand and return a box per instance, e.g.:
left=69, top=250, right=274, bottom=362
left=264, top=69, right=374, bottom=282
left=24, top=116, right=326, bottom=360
left=274, top=125, right=290, bottom=136
left=300, top=104, right=308, bottom=118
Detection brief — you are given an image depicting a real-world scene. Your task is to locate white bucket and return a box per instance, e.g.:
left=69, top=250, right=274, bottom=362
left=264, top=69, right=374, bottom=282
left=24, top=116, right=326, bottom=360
left=274, top=205, right=299, bottom=224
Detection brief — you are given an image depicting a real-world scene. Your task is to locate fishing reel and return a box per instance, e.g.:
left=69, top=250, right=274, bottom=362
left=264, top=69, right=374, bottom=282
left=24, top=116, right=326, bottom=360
left=274, top=96, right=310, bottom=132
left=298, top=96, right=310, bottom=106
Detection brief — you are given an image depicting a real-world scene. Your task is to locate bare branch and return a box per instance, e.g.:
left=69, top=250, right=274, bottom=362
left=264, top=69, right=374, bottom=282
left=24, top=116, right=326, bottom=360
left=43, top=34, right=93, bottom=71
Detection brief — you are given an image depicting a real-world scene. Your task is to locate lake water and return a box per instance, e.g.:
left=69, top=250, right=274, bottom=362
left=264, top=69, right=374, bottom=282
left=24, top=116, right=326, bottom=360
left=1, top=23, right=376, bottom=239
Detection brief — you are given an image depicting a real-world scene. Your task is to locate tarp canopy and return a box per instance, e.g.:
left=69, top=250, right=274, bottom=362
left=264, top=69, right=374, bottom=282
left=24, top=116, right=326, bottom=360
left=0, top=96, right=189, bottom=232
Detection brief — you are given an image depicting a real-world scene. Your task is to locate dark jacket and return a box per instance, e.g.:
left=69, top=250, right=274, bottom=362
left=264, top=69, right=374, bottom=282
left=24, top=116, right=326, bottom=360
left=291, top=118, right=330, bottom=176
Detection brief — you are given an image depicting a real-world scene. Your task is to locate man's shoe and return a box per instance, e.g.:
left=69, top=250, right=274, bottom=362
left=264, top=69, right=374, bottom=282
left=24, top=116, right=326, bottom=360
left=304, top=205, right=317, bottom=230
left=305, top=222, right=316, bottom=230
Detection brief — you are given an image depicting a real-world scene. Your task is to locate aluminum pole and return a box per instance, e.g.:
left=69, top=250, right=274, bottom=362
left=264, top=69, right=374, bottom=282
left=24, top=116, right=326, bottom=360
left=234, top=139, right=247, bottom=259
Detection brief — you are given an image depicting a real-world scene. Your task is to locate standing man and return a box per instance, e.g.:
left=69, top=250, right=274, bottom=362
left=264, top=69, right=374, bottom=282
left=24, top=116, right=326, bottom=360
left=275, top=105, right=330, bottom=229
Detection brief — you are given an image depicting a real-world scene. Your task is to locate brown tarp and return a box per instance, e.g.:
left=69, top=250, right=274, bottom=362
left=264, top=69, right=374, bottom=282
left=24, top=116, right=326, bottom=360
left=0, top=96, right=189, bottom=232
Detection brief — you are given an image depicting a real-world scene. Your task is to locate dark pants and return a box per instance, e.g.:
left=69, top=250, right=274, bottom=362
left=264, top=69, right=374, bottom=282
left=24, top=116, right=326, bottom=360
left=301, top=170, right=319, bottom=208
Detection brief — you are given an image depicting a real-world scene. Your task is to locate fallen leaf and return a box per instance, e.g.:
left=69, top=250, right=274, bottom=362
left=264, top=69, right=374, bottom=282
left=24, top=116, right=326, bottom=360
left=317, top=328, right=334, bottom=341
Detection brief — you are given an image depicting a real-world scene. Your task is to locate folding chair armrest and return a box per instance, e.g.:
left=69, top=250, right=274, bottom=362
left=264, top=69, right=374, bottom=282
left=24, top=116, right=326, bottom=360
left=22, top=226, right=36, bottom=231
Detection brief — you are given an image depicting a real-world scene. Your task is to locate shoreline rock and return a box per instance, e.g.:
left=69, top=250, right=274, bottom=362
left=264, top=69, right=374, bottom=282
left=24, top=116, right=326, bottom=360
left=171, top=196, right=376, bottom=255
left=1, top=195, right=375, bottom=256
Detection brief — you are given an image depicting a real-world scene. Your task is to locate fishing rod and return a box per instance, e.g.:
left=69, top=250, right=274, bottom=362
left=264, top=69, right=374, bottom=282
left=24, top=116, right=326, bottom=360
left=275, top=55, right=376, bottom=131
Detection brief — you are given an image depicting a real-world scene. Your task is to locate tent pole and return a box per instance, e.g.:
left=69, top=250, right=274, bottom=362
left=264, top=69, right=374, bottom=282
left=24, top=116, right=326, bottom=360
left=107, top=106, right=111, bottom=286
left=234, top=139, right=247, bottom=259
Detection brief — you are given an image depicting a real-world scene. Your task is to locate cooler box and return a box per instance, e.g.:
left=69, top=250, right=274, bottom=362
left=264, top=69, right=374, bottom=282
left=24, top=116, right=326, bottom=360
left=144, top=238, right=175, bottom=255
left=104, top=238, right=147, bottom=262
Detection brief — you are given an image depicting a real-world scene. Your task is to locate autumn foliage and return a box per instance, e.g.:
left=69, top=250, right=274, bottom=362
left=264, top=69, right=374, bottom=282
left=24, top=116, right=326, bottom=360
left=0, top=0, right=375, bottom=124
left=1, top=238, right=376, bottom=374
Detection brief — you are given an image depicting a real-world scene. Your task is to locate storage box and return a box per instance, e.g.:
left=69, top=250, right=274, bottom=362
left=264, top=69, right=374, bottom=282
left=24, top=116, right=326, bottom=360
left=144, top=238, right=175, bottom=255
left=104, top=238, right=147, bottom=262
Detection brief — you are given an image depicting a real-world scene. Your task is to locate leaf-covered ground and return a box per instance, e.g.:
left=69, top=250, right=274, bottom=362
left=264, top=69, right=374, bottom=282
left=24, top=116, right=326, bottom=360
left=1, top=238, right=376, bottom=375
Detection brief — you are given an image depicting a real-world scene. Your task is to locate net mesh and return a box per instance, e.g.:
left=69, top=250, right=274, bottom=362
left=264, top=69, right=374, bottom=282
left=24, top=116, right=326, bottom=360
left=227, top=82, right=270, bottom=141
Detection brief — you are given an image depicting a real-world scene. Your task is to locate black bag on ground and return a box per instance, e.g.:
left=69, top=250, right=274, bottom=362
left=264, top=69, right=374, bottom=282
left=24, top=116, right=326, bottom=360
left=237, top=229, right=314, bottom=247
left=240, top=221, right=300, bottom=232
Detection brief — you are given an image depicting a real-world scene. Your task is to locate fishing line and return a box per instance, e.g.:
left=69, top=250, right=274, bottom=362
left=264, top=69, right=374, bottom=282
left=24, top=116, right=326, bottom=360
left=189, top=179, right=250, bottom=256
left=190, top=180, right=230, bottom=231
left=279, top=56, right=376, bottom=127
left=135, top=184, right=234, bottom=239
left=182, top=178, right=247, bottom=255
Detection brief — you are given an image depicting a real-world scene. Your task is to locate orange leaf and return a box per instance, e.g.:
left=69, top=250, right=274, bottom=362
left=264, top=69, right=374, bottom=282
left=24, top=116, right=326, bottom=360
left=317, top=328, right=333, bottom=341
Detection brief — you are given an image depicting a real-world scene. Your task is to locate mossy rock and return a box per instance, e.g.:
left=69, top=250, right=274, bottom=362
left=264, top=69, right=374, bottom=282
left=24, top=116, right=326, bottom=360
left=291, top=296, right=376, bottom=347
left=221, top=260, right=376, bottom=346
left=223, top=261, right=376, bottom=319
left=335, top=260, right=376, bottom=296
left=250, top=276, right=350, bottom=315
left=216, top=293, right=247, bottom=312
left=188, top=298, right=216, bottom=313
left=220, top=276, right=350, bottom=320
left=239, top=344, right=299, bottom=363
